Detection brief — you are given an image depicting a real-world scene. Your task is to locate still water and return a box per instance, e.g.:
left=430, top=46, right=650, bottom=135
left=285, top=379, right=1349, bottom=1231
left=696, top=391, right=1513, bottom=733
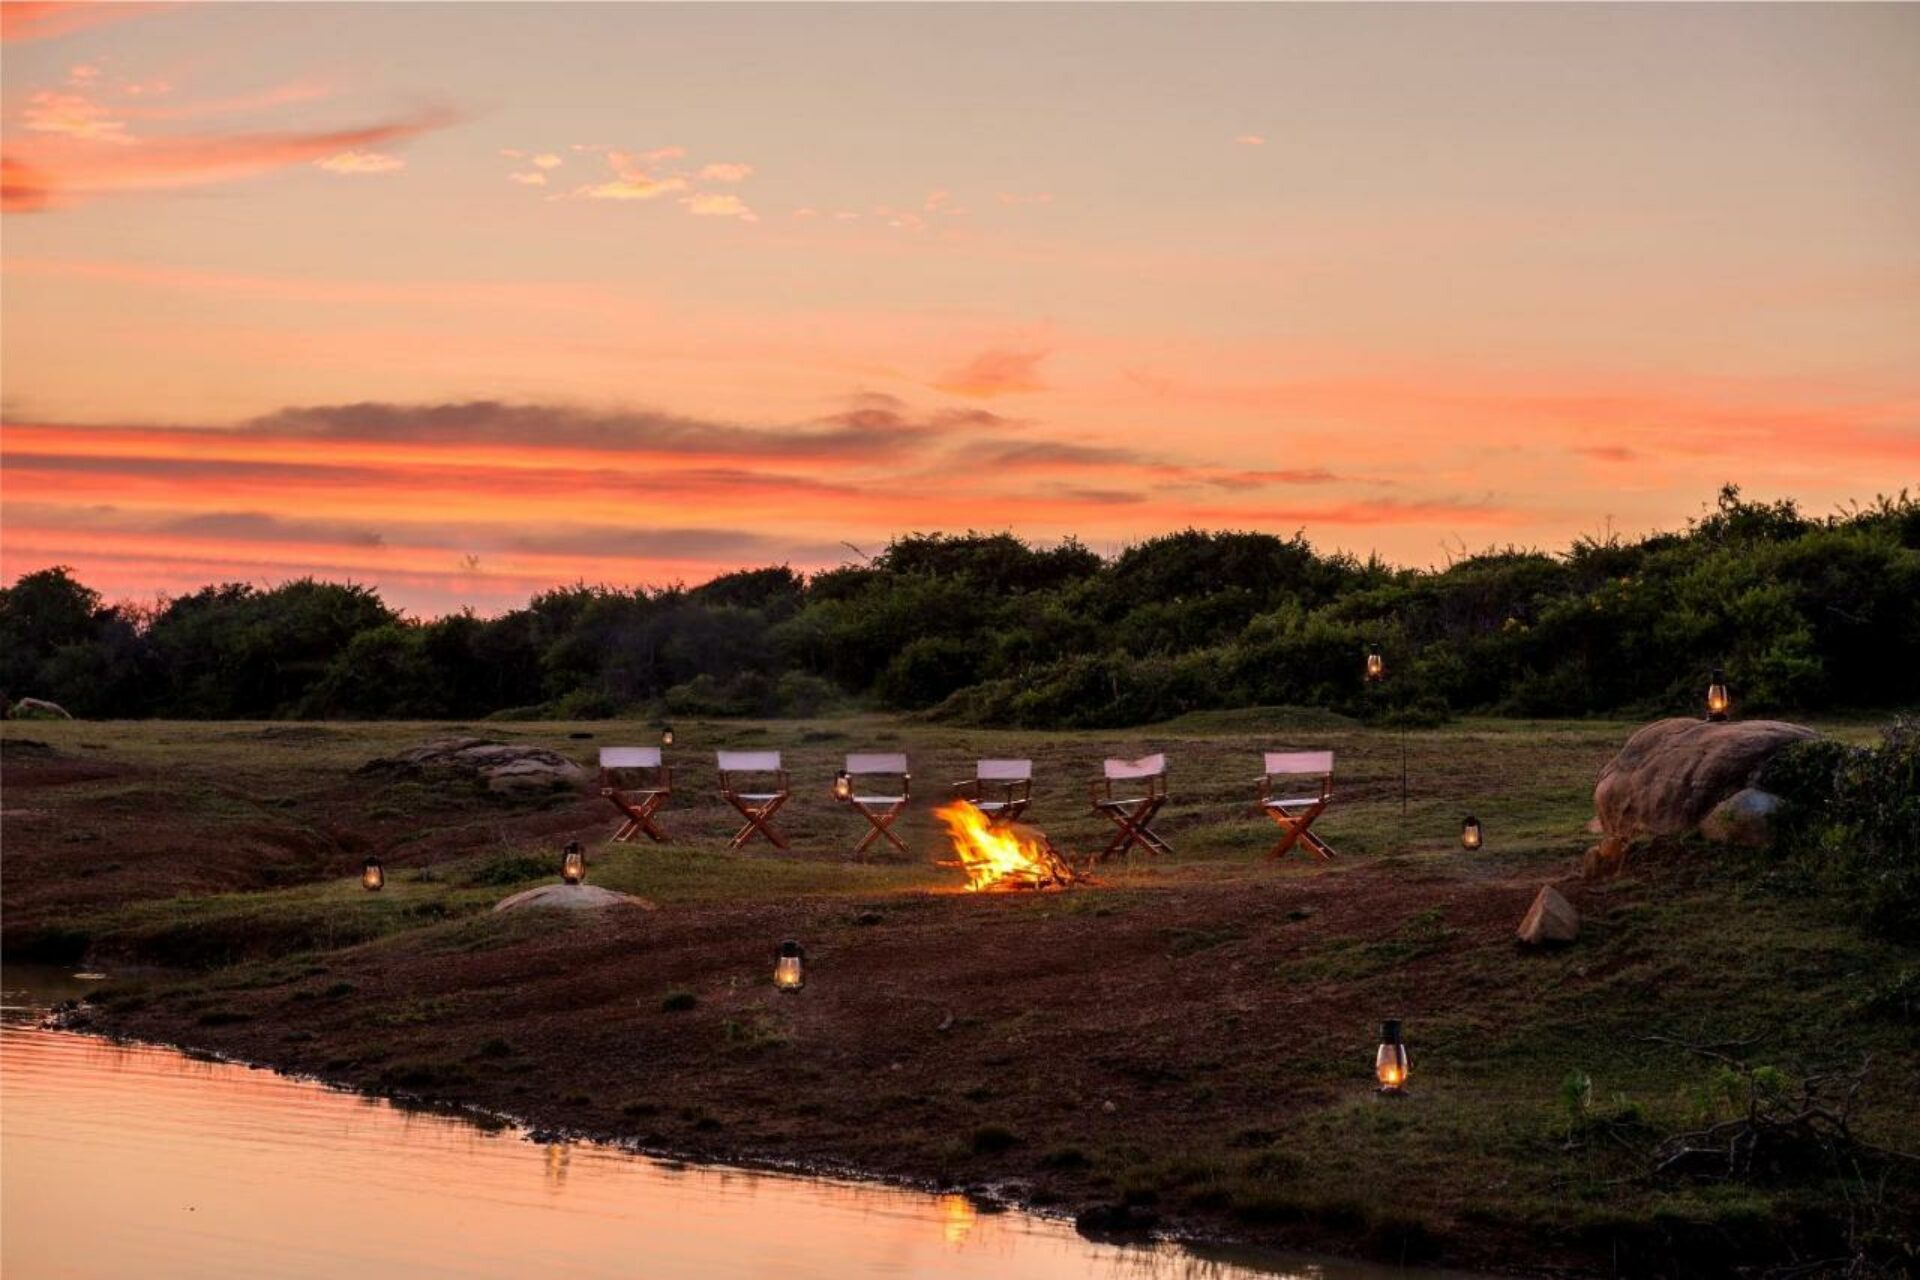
left=2, top=970, right=1472, bottom=1280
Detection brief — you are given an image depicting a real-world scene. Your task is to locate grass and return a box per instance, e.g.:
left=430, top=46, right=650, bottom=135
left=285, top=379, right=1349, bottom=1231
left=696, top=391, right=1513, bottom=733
left=3, top=711, right=1914, bottom=1275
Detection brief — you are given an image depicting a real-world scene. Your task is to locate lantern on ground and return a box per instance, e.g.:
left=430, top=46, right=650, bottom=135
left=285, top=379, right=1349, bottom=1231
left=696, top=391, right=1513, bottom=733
left=1375, top=1019, right=1409, bottom=1094
left=361, top=856, right=385, bottom=892
left=774, top=939, right=806, bottom=991
left=1460, top=815, right=1483, bottom=851
left=660, top=725, right=675, bottom=748
left=561, top=841, right=586, bottom=885
left=1705, top=669, right=1730, bottom=722
left=832, top=770, right=852, bottom=802
left=1365, top=645, right=1384, bottom=682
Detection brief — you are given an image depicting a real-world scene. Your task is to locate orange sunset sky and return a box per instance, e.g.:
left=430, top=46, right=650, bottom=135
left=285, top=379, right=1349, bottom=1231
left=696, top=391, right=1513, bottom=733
left=3, top=1, right=1917, bottom=615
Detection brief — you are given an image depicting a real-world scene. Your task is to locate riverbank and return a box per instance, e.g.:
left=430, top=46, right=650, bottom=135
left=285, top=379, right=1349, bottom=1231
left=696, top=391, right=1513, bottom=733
left=6, top=715, right=1916, bottom=1276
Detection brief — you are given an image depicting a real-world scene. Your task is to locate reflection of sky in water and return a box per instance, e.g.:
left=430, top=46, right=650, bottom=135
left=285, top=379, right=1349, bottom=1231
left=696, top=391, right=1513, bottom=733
left=1, top=975, right=1477, bottom=1280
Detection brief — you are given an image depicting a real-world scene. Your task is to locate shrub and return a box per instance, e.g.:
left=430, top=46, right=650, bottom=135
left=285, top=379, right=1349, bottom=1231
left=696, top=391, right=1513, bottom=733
left=1761, top=719, right=1920, bottom=943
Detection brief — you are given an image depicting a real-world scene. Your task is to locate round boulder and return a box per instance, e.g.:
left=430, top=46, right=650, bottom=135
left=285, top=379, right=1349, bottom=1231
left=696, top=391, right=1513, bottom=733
left=493, top=884, right=657, bottom=912
left=1593, top=717, right=1815, bottom=840
left=358, top=736, right=589, bottom=795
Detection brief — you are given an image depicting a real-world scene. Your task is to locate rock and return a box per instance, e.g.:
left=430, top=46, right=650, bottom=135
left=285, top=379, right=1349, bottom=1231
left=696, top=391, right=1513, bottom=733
left=1073, top=1202, right=1159, bottom=1237
left=8, top=698, right=73, bottom=720
left=358, top=736, right=588, bottom=794
left=1699, top=787, right=1784, bottom=848
left=1517, top=885, right=1579, bottom=946
left=1580, top=836, right=1629, bottom=880
left=1593, top=717, right=1816, bottom=839
left=493, top=884, right=657, bottom=913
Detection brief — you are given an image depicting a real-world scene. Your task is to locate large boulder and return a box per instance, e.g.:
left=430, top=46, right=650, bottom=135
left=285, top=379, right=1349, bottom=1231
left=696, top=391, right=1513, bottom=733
left=8, top=698, right=73, bottom=720
left=358, top=736, right=589, bottom=794
left=1593, top=718, right=1815, bottom=840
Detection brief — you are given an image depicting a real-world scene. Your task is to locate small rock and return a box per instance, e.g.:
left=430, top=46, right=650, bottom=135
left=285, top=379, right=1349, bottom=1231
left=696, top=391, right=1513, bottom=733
left=1517, top=885, right=1579, bottom=946
left=493, top=884, right=657, bottom=913
left=1100, top=1099, right=1117, bottom=1115
left=1074, top=1203, right=1159, bottom=1236
left=1699, top=787, right=1782, bottom=848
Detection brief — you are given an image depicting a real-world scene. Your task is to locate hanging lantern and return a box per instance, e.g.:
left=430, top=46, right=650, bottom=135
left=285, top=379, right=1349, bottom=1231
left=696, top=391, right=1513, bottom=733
left=561, top=841, right=586, bottom=885
left=361, top=856, right=385, bottom=892
left=1705, top=669, right=1730, bottom=722
left=660, top=725, right=675, bottom=748
left=1375, top=1019, right=1409, bottom=1094
left=832, top=770, right=852, bottom=802
left=1460, top=815, right=1483, bottom=851
left=774, top=939, right=805, bottom=991
left=1365, top=645, right=1384, bottom=682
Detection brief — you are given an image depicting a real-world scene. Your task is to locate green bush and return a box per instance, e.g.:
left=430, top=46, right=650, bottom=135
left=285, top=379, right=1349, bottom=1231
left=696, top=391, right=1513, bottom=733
left=1761, top=719, right=1920, bottom=943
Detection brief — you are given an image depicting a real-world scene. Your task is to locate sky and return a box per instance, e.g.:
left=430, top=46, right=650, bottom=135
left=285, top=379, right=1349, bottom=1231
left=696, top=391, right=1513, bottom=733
left=3, top=1, right=1917, bottom=616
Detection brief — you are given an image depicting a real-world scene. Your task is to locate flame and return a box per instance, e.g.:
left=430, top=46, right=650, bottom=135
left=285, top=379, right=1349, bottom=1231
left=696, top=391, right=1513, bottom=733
left=934, top=801, right=1066, bottom=892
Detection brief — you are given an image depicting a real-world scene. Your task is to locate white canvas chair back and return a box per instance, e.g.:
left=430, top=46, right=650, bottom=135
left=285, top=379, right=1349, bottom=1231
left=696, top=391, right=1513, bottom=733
left=600, top=746, right=661, bottom=769
left=845, top=752, right=908, bottom=775
left=1104, top=753, right=1166, bottom=781
left=1264, top=751, right=1333, bottom=776
left=716, top=750, right=782, bottom=772
left=977, top=758, right=1032, bottom=781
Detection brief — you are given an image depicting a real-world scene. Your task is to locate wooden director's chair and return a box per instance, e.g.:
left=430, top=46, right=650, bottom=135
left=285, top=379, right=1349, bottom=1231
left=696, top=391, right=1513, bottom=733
left=1258, top=750, right=1336, bottom=860
left=717, top=750, right=791, bottom=850
left=837, top=752, right=911, bottom=858
left=1090, top=753, right=1172, bottom=860
left=600, top=746, right=672, bottom=843
left=952, top=758, right=1033, bottom=825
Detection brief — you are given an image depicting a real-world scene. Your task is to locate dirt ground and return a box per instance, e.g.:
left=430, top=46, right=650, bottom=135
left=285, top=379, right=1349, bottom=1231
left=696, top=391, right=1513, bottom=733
left=5, top=713, right=1914, bottom=1277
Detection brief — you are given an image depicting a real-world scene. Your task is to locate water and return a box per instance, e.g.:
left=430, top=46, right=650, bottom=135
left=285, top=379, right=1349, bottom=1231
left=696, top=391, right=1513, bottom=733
left=1, top=969, right=1471, bottom=1280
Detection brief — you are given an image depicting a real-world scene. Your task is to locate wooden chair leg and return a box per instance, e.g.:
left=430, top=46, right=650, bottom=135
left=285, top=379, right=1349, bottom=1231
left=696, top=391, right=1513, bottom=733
left=852, top=803, right=907, bottom=858
left=727, top=793, right=789, bottom=850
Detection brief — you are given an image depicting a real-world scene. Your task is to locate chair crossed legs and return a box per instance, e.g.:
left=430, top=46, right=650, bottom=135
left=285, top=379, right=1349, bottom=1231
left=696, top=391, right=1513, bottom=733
left=1259, top=751, right=1336, bottom=860
left=1090, top=754, right=1172, bottom=860
left=599, top=747, right=671, bottom=843
left=717, top=751, right=791, bottom=850
left=837, top=752, right=910, bottom=858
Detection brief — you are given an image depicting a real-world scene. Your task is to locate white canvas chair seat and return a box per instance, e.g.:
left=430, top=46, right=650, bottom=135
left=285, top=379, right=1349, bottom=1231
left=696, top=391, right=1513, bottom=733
left=953, top=758, right=1033, bottom=824
left=600, top=746, right=672, bottom=843
left=716, top=751, right=790, bottom=851
left=1090, top=754, right=1171, bottom=860
left=839, top=752, right=910, bottom=858
left=1257, top=750, right=1335, bottom=860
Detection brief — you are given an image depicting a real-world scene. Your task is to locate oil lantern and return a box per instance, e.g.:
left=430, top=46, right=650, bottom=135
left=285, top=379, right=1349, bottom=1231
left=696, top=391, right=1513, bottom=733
left=774, top=939, right=805, bottom=991
left=361, top=856, right=385, bottom=892
left=1375, top=1019, right=1409, bottom=1094
left=1705, top=669, right=1730, bottom=722
left=832, top=770, right=852, bottom=802
left=1460, top=815, right=1483, bottom=851
left=561, top=841, right=586, bottom=885
left=660, top=725, right=675, bottom=748
left=1365, top=645, right=1384, bottom=682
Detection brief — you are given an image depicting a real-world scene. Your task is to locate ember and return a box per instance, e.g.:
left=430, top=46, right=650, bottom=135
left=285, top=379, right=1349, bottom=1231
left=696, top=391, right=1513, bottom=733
left=934, top=801, right=1083, bottom=891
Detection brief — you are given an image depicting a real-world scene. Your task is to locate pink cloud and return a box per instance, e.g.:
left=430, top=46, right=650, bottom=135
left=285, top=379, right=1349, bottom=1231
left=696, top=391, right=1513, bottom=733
left=697, top=161, right=752, bottom=183
left=1236, top=134, right=1266, bottom=146
left=1, top=2, right=158, bottom=44
left=935, top=347, right=1050, bottom=398
left=314, top=150, right=405, bottom=175
left=2, top=110, right=456, bottom=211
left=682, top=192, right=756, bottom=221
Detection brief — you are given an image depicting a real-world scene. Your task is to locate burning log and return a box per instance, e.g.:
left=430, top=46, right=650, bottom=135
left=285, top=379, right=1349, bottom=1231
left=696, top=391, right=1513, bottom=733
left=933, top=801, right=1085, bottom=891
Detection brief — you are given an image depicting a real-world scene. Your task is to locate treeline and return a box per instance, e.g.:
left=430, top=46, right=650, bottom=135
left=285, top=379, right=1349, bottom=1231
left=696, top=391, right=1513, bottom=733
left=4, top=487, right=1917, bottom=725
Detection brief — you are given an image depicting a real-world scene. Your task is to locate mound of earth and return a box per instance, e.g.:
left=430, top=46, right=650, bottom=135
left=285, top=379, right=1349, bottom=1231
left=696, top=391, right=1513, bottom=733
left=1593, top=717, right=1815, bottom=840
left=357, top=736, right=589, bottom=795
left=493, top=884, right=657, bottom=912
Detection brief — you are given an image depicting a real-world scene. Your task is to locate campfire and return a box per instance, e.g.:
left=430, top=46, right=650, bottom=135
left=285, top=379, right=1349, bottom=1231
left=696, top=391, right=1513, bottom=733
left=934, top=801, right=1083, bottom=892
